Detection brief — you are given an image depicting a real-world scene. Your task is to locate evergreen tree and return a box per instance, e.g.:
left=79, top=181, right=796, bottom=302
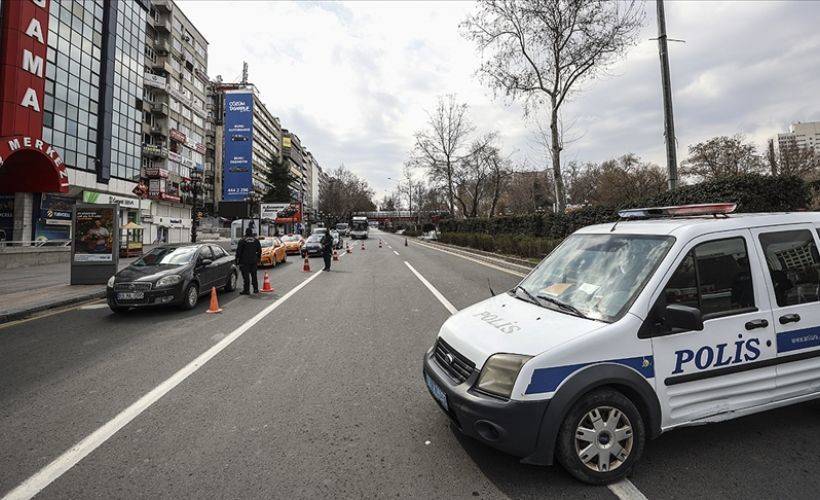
left=263, top=156, right=296, bottom=203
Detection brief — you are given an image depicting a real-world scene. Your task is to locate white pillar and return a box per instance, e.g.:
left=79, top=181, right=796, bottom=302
left=12, top=192, right=34, bottom=243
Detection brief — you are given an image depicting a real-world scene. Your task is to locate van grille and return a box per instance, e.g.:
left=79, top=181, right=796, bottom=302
left=433, top=338, right=475, bottom=384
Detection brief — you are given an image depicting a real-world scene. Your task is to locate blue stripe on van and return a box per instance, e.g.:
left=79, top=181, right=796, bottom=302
left=525, top=355, right=654, bottom=395
left=777, top=326, right=820, bottom=353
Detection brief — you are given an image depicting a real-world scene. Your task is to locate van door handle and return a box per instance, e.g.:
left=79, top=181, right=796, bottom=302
left=779, top=313, right=801, bottom=324
left=745, top=319, right=769, bottom=330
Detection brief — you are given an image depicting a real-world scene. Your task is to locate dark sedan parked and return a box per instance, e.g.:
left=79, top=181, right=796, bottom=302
left=107, top=243, right=238, bottom=312
left=301, top=234, right=324, bottom=257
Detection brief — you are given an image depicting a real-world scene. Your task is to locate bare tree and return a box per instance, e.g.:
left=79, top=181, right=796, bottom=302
left=565, top=154, right=666, bottom=206
left=462, top=0, right=644, bottom=211
left=412, top=94, right=474, bottom=216
left=776, top=143, right=819, bottom=180
left=681, top=135, right=766, bottom=180
left=319, top=165, right=376, bottom=220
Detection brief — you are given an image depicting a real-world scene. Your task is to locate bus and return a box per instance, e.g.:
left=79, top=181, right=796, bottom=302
left=350, top=216, right=369, bottom=240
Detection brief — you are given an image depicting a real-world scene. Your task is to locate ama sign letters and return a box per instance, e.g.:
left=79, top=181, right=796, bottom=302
left=222, top=91, right=254, bottom=201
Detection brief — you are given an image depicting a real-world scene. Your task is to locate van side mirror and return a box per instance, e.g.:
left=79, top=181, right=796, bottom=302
left=665, top=304, right=703, bottom=331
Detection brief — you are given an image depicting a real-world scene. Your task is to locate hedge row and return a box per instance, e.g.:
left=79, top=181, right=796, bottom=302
left=440, top=174, right=811, bottom=240
left=439, top=232, right=562, bottom=259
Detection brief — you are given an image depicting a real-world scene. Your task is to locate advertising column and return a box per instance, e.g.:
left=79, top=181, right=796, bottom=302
left=222, top=90, right=254, bottom=203
left=70, top=204, right=119, bottom=285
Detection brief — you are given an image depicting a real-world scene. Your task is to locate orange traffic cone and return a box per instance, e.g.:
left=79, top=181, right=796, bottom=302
left=346, top=243, right=352, bottom=254
left=205, top=286, right=222, bottom=313
left=261, top=272, right=274, bottom=293
left=404, top=237, right=408, bottom=247
left=303, top=255, right=311, bottom=272
left=379, top=240, right=382, bottom=248
left=361, top=241, right=365, bottom=250
left=333, top=249, right=339, bottom=261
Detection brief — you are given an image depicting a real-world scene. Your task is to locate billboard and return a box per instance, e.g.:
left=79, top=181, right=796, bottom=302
left=222, top=91, right=254, bottom=201
left=73, top=206, right=116, bottom=262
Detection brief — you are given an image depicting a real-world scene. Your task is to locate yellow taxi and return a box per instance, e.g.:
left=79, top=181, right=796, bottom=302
left=259, top=237, right=287, bottom=267
left=280, top=234, right=305, bottom=255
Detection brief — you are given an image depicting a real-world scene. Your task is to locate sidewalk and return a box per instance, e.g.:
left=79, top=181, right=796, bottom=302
left=0, top=255, right=144, bottom=324
left=0, top=239, right=229, bottom=324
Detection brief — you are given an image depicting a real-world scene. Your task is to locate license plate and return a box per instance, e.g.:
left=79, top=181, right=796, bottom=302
left=117, top=291, right=144, bottom=300
left=425, top=373, right=448, bottom=411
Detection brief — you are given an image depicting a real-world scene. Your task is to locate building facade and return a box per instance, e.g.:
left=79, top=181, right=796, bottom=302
left=776, top=121, right=820, bottom=156
left=281, top=129, right=305, bottom=205
left=0, top=0, right=153, bottom=243
left=141, top=0, right=210, bottom=244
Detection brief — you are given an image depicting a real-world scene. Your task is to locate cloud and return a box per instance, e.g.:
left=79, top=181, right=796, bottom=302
left=180, top=0, right=820, bottom=197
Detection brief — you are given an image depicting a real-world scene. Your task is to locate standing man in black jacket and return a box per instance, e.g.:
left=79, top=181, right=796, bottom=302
left=235, top=227, right=262, bottom=294
left=321, top=230, right=333, bottom=272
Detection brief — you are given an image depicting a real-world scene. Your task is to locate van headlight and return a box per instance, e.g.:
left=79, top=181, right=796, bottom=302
left=476, top=354, right=532, bottom=398
left=107, top=275, right=116, bottom=288
left=156, top=275, right=183, bottom=288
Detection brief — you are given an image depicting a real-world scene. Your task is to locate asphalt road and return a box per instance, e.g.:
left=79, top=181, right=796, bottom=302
left=1, top=229, right=818, bottom=499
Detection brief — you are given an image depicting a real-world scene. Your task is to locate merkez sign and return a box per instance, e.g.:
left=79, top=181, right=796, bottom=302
left=222, top=90, right=253, bottom=202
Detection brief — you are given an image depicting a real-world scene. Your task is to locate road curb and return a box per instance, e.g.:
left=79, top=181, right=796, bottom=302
left=0, top=289, right=106, bottom=325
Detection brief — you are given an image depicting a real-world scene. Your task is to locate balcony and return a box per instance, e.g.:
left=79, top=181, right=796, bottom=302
left=154, top=15, right=171, bottom=33
left=151, top=55, right=172, bottom=74
left=150, top=102, right=169, bottom=116
left=150, top=125, right=167, bottom=137
left=154, top=0, right=173, bottom=12
left=142, top=144, right=169, bottom=159
left=154, top=39, right=170, bottom=55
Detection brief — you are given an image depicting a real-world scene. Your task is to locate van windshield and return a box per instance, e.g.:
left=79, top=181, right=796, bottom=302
left=516, top=234, right=674, bottom=322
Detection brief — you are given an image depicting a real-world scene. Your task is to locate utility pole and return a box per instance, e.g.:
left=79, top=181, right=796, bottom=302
left=656, top=0, right=678, bottom=190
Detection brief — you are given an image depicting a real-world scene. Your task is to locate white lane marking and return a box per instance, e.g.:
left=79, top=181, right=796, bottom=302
left=608, top=479, right=648, bottom=500
left=393, top=250, right=400, bottom=256
left=404, top=262, right=457, bottom=315
left=2, top=270, right=325, bottom=500
left=410, top=240, right=528, bottom=278
left=79, top=303, right=108, bottom=310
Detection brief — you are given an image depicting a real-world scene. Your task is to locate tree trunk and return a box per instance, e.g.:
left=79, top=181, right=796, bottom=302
left=550, top=100, right=566, bottom=212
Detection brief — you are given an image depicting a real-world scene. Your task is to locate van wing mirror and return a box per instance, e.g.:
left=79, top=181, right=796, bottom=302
left=665, top=304, right=703, bottom=331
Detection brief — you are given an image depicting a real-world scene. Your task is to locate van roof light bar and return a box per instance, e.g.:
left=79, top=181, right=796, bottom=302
left=617, top=203, right=737, bottom=219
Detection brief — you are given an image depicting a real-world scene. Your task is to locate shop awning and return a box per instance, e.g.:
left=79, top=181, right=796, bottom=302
left=0, top=136, right=68, bottom=194
left=123, top=222, right=143, bottom=230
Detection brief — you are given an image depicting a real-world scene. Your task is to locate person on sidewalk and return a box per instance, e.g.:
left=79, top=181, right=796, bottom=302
left=321, top=230, right=333, bottom=272
left=235, top=227, right=262, bottom=294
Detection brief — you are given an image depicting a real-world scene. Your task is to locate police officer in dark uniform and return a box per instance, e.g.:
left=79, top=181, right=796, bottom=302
left=321, top=230, right=333, bottom=271
left=235, top=227, right=262, bottom=294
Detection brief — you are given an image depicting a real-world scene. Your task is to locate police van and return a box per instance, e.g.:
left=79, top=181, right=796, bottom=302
left=423, top=203, right=820, bottom=484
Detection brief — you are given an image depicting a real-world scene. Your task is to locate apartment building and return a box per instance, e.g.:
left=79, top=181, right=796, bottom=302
left=141, top=0, right=210, bottom=243
left=776, top=121, right=820, bottom=155
left=0, top=0, right=153, bottom=243
left=281, top=129, right=306, bottom=205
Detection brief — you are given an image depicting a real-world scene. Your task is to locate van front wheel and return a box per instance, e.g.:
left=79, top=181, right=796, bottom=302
left=556, top=388, right=645, bottom=485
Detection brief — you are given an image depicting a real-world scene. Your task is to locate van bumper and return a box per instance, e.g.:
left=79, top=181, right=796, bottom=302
left=422, top=347, right=549, bottom=461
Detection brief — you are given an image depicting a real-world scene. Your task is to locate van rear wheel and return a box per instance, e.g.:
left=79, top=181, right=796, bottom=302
left=556, top=388, right=644, bottom=485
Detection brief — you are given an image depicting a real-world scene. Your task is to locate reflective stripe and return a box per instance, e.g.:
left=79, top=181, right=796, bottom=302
left=525, top=356, right=654, bottom=395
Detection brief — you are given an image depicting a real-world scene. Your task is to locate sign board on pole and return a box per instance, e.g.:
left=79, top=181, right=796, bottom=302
left=70, top=204, right=119, bottom=284
left=222, top=90, right=254, bottom=201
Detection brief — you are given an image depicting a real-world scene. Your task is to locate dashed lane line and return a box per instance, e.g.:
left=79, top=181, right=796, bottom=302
left=2, top=268, right=326, bottom=500
left=402, top=259, right=647, bottom=500
left=393, top=250, right=400, bottom=256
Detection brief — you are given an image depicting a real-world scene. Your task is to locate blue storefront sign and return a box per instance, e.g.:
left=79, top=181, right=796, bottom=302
left=222, top=91, right=254, bottom=201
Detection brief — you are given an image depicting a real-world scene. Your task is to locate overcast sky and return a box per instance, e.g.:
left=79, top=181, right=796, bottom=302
left=181, top=0, right=820, bottom=198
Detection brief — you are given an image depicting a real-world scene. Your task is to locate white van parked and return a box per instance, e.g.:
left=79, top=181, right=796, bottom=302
left=423, top=203, right=820, bottom=484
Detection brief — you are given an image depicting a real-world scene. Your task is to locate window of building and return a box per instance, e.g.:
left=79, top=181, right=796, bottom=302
left=758, top=230, right=820, bottom=307
left=663, top=237, right=755, bottom=318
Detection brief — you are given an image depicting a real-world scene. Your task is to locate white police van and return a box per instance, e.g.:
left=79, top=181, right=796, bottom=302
left=423, top=203, right=820, bottom=484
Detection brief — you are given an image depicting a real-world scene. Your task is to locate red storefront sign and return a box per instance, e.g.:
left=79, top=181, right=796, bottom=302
left=0, top=0, right=66, bottom=194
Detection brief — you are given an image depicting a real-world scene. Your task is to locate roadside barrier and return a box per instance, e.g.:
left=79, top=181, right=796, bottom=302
left=205, top=287, right=222, bottom=313
left=261, top=272, right=274, bottom=293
